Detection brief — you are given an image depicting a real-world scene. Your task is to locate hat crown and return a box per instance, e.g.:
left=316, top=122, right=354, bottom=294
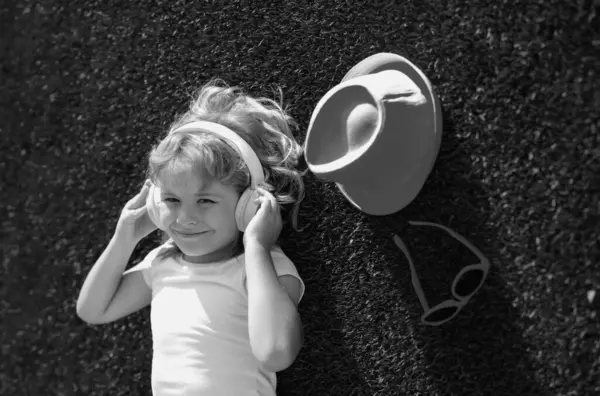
left=346, top=102, right=378, bottom=152
left=304, top=85, right=380, bottom=170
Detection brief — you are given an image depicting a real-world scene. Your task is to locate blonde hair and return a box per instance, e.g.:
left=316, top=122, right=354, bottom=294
left=146, top=78, right=306, bottom=260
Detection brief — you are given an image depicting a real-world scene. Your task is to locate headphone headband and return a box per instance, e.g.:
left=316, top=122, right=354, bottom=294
left=171, top=121, right=265, bottom=188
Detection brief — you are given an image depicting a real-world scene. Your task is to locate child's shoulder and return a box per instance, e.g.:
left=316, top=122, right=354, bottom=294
left=141, top=240, right=177, bottom=266
left=123, top=240, right=175, bottom=281
left=270, top=245, right=289, bottom=258
left=268, top=245, right=297, bottom=268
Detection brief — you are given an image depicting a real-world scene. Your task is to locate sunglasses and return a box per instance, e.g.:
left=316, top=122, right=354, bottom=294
left=393, top=220, right=490, bottom=326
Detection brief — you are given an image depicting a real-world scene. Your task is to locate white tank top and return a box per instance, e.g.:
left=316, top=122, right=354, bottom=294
left=125, top=244, right=305, bottom=396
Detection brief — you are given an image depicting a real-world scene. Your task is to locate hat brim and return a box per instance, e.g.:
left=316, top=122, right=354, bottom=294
left=335, top=53, right=442, bottom=215
left=336, top=173, right=423, bottom=216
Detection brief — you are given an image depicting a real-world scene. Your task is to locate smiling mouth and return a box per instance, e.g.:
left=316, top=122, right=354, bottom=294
left=174, top=230, right=210, bottom=237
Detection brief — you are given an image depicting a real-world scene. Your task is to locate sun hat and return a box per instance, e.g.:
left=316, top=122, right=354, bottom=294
left=304, top=52, right=443, bottom=215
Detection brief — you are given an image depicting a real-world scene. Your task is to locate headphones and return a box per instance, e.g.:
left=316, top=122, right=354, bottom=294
left=145, top=121, right=265, bottom=232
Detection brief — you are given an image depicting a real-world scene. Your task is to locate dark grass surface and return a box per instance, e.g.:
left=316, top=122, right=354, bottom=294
left=2, top=0, right=599, bottom=395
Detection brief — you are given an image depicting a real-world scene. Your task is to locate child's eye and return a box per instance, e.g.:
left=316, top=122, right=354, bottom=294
left=161, top=198, right=214, bottom=204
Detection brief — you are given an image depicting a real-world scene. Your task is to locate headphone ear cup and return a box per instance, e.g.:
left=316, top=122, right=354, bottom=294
left=146, top=184, right=166, bottom=230
left=235, top=188, right=260, bottom=232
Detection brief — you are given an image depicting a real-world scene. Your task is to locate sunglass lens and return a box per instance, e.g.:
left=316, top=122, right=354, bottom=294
left=424, top=306, right=458, bottom=324
left=454, top=269, right=485, bottom=298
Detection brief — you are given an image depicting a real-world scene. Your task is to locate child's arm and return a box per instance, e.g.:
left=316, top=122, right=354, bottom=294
left=243, top=187, right=303, bottom=372
left=245, top=242, right=303, bottom=372
left=76, top=180, right=156, bottom=325
left=76, top=236, right=151, bottom=324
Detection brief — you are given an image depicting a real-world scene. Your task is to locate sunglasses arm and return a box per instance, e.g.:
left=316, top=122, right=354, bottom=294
left=408, top=221, right=490, bottom=268
left=393, top=235, right=430, bottom=312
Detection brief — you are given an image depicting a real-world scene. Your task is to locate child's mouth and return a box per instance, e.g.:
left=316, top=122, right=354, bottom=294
left=174, top=230, right=210, bottom=238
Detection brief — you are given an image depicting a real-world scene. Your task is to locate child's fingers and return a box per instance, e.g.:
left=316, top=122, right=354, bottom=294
left=132, top=206, right=147, bottom=218
left=253, top=193, right=278, bottom=216
left=268, top=192, right=278, bottom=212
left=127, top=183, right=150, bottom=209
left=266, top=191, right=280, bottom=214
left=254, top=188, right=281, bottom=220
left=137, top=182, right=151, bottom=200
left=255, top=187, right=270, bottom=202
left=257, top=187, right=275, bottom=203
left=256, top=189, right=273, bottom=209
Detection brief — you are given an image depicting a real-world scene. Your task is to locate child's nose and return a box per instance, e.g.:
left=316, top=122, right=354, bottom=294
left=177, top=207, right=201, bottom=225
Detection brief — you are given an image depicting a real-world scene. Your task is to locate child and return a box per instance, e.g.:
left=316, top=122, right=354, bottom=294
left=76, top=79, right=306, bottom=396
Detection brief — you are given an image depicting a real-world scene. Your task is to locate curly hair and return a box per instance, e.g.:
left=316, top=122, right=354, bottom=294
left=146, top=78, right=306, bottom=260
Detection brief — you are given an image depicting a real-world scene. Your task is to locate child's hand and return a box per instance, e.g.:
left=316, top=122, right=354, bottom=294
left=115, top=179, right=157, bottom=245
left=243, top=187, right=282, bottom=251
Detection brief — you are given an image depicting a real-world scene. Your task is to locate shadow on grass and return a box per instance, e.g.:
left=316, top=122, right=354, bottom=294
left=363, top=110, right=550, bottom=395
left=275, top=176, right=371, bottom=396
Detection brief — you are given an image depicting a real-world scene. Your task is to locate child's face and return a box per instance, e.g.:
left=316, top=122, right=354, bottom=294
left=157, top=168, right=241, bottom=263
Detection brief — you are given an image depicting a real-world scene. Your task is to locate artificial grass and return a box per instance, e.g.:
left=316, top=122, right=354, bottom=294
left=2, top=0, right=598, bottom=395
